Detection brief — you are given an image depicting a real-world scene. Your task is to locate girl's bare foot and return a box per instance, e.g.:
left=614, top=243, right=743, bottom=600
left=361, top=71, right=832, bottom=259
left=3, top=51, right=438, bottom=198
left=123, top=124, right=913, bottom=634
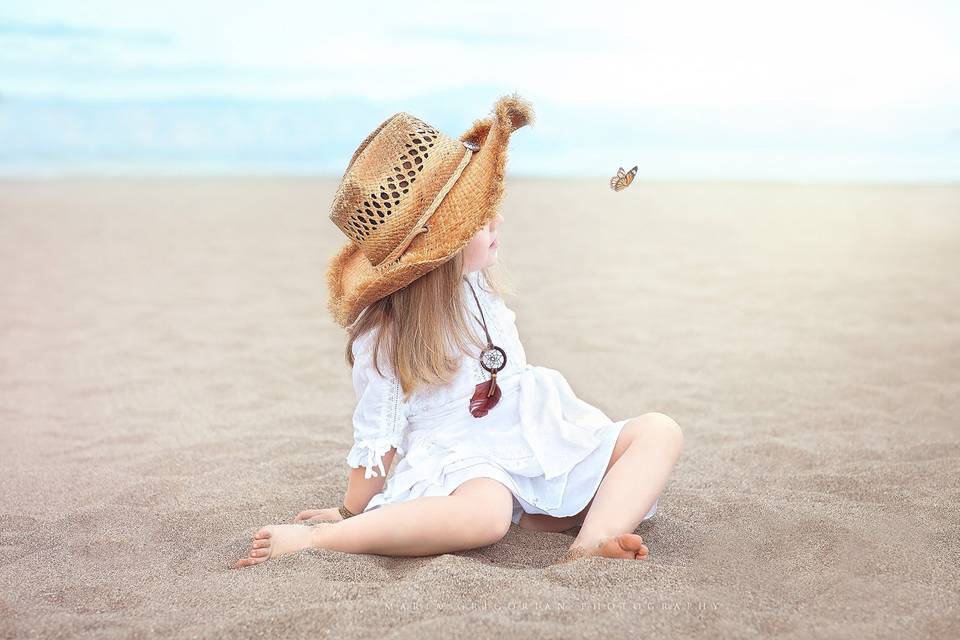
left=555, top=533, right=649, bottom=564
left=233, top=524, right=323, bottom=569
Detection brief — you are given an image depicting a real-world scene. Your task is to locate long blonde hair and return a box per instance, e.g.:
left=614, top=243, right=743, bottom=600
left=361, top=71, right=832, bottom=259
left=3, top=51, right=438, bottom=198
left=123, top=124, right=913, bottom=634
left=344, top=251, right=515, bottom=401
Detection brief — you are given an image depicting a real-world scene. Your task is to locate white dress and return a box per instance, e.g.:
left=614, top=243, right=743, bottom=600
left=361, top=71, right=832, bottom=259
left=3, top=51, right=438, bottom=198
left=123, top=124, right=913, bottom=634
left=345, top=269, right=659, bottom=526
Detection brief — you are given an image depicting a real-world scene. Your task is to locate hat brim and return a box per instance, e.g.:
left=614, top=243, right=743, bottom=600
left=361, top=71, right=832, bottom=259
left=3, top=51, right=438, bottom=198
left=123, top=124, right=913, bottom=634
left=325, top=92, right=535, bottom=329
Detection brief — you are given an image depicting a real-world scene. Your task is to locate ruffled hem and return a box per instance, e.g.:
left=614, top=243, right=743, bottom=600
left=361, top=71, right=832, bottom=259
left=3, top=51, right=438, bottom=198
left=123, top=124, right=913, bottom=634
left=366, top=456, right=525, bottom=521
left=363, top=418, right=661, bottom=525
left=346, top=435, right=407, bottom=479
left=365, top=446, right=659, bottom=526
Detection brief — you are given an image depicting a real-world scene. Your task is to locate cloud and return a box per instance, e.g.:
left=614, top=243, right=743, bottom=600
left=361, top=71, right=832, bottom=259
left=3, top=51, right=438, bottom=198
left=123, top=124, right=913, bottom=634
left=0, top=19, right=173, bottom=44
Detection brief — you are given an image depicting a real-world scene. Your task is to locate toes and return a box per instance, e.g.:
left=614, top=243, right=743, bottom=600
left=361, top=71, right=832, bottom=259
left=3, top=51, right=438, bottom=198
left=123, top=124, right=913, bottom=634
left=238, top=548, right=270, bottom=564
left=251, top=539, right=270, bottom=549
left=234, top=556, right=266, bottom=569
left=254, top=529, right=272, bottom=539
left=616, top=534, right=645, bottom=553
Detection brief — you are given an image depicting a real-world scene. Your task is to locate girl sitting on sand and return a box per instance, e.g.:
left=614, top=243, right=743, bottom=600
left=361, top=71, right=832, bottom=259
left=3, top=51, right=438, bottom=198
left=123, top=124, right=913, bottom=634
left=234, top=93, right=683, bottom=569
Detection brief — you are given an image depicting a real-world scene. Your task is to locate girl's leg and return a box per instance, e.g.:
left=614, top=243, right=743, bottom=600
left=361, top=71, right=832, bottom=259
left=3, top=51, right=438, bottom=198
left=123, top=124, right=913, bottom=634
left=319, top=476, right=514, bottom=556
left=560, top=412, right=683, bottom=562
left=519, top=413, right=673, bottom=533
left=235, top=477, right=514, bottom=568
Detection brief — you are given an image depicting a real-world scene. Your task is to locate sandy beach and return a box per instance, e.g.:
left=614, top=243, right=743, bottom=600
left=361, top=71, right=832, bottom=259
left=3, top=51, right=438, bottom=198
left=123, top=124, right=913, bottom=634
left=0, top=176, right=957, bottom=638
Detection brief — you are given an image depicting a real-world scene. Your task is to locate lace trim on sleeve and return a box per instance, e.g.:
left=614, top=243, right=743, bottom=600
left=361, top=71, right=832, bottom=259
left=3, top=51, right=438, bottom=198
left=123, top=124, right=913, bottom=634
left=346, top=435, right=406, bottom=479
left=346, top=374, right=408, bottom=479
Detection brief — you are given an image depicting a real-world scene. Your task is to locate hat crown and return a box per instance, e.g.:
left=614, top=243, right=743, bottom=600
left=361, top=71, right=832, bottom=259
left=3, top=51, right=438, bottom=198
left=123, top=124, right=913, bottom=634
left=329, top=112, right=470, bottom=267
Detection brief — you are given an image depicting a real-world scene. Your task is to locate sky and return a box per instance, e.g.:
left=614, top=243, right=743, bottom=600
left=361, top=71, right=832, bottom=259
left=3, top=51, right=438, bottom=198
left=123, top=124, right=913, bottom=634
left=1, top=0, right=958, bottom=181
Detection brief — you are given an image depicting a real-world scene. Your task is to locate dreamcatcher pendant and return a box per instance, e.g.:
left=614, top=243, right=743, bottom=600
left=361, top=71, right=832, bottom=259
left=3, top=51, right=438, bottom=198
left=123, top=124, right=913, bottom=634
left=470, top=343, right=506, bottom=417
left=465, top=276, right=507, bottom=418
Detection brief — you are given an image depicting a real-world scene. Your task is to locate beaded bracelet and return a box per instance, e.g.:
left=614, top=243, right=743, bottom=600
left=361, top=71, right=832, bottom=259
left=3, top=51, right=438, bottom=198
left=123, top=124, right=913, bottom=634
left=338, top=504, right=357, bottom=519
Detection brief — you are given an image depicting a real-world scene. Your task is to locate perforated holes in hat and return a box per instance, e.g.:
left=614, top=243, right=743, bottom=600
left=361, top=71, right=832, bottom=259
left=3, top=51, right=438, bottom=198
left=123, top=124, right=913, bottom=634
left=347, top=119, right=440, bottom=243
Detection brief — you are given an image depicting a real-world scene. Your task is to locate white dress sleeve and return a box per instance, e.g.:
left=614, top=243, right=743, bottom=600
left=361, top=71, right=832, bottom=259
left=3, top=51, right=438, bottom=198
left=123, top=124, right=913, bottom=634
left=344, top=336, right=410, bottom=479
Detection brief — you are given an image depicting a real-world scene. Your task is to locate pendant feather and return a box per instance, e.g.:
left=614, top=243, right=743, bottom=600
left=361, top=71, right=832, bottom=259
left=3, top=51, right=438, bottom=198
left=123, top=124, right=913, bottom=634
left=469, top=379, right=501, bottom=417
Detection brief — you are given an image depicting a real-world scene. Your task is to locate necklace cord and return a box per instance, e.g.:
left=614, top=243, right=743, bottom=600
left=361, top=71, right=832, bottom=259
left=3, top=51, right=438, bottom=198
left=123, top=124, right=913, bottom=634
left=465, top=278, right=492, bottom=346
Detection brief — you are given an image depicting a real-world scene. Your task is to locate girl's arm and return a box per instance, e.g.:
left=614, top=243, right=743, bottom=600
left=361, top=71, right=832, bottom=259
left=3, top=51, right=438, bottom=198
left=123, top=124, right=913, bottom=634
left=345, top=334, right=409, bottom=481
left=295, top=446, right=399, bottom=523
left=343, top=447, right=397, bottom=513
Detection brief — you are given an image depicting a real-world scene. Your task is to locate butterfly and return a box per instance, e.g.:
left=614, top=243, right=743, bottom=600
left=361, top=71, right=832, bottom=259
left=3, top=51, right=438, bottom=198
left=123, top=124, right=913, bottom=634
left=609, top=165, right=638, bottom=192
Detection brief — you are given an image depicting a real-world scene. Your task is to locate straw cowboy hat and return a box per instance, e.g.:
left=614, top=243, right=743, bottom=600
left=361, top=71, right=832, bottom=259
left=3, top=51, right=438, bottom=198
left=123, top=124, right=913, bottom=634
left=325, top=92, right=535, bottom=329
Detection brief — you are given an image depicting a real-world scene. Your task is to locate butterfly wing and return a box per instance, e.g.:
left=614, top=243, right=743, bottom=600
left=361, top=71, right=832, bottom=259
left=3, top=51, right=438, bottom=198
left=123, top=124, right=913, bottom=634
left=610, top=167, right=628, bottom=191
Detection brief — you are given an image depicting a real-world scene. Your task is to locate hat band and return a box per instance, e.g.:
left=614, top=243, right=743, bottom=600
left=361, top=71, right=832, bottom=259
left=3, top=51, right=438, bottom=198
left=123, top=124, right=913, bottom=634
left=377, top=141, right=478, bottom=267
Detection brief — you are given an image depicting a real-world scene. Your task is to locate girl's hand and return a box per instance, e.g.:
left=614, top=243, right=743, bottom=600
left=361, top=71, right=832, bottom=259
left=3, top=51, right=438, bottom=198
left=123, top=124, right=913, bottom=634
left=292, top=507, right=344, bottom=523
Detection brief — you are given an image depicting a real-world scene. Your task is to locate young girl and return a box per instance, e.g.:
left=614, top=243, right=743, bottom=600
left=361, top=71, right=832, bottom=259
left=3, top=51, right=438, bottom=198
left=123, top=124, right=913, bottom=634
left=234, top=93, right=683, bottom=569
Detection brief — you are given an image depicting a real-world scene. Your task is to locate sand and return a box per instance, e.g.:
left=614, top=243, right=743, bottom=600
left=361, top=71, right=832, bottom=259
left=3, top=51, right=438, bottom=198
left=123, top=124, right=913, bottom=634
left=0, top=177, right=957, bottom=639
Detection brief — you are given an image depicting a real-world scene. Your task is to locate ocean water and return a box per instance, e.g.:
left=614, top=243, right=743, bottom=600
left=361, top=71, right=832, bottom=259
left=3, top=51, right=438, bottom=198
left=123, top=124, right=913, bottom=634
left=1, top=96, right=957, bottom=182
